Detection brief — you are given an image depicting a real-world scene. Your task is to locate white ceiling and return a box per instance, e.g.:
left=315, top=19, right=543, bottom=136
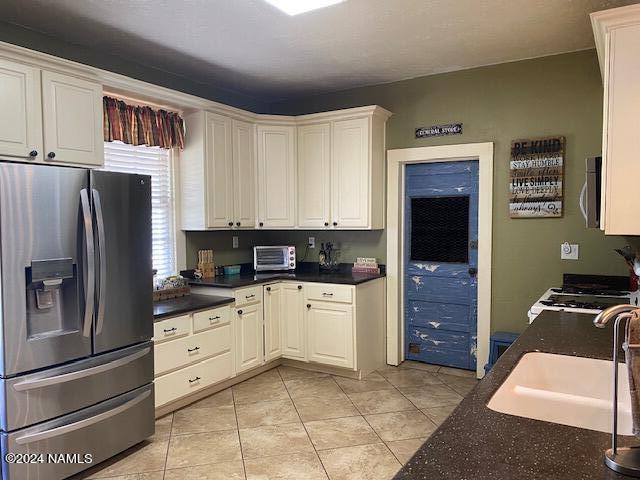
left=1, top=0, right=637, bottom=103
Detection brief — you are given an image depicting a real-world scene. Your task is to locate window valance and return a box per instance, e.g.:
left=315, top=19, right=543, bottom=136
left=103, top=96, right=185, bottom=150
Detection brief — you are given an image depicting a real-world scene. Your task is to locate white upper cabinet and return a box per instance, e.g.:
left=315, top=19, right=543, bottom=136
left=592, top=4, right=640, bottom=234
left=232, top=119, right=256, bottom=229
left=256, top=124, right=296, bottom=228
left=298, top=123, right=331, bottom=228
left=42, top=70, right=103, bottom=166
left=0, top=59, right=102, bottom=167
left=0, top=59, right=42, bottom=161
left=205, top=113, right=234, bottom=228
left=180, top=111, right=257, bottom=230
left=331, top=118, right=370, bottom=229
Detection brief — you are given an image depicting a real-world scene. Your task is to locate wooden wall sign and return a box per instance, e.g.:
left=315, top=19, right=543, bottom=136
left=415, top=123, right=463, bottom=138
left=509, top=136, right=565, bottom=218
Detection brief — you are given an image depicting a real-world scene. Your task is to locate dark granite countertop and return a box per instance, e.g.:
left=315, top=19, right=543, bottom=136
left=188, top=269, right=385, bottom=288
left=153, top=293, right=234, bottom=321
left=395, top=310, right=633, bottom=480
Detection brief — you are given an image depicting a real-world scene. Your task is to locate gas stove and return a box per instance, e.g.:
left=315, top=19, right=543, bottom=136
left=528, top=274, right=630, bottom=323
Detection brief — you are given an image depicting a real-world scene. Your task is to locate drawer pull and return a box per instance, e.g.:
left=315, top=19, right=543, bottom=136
left=187, top=346, right=200, bottom=353
left=163, top=327, right=177, bottom=334
left=188, top=376, right=201, bottom=383
left=209, top=316, right=221, bottom=323
left=245, top=294, right=255, bottom=299
left=322, top=292, right=334, bottom=297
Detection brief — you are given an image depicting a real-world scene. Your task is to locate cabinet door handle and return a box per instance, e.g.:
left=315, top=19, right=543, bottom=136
left=163, top=327, right=177, bottom=334
left=188, top=377, right=201, bottom=383
left=187, top=346, right=200, bottom=353
left=307, top=304, right=311, bottom=309
left=237, top=309, right=243, bottom=315
left=297, top=285, right=302, bottom=290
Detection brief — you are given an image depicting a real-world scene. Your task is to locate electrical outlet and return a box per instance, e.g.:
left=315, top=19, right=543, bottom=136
left=232, top=236, right=239, bottom=249
left=560, top=242, right=579, bottom=260
left=308, top=236, right=316, bottom=249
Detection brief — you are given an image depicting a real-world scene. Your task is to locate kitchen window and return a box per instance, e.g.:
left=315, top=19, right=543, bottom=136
left=103, top=141, right=176, bottom=277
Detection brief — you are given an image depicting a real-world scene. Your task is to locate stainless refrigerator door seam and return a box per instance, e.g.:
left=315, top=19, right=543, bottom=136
left=13, top=389, right=151, bottom=445
left=11, top=347, right=150, bottom=391
left=80, top=188, right=95, bottom=338
left=92, top=188, right=107, bottom=335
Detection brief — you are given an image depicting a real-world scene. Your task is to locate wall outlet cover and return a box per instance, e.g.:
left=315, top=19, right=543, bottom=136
left=232, top=236, right=239, bottom=249
left=308, top=236, right=315, bottom=248
left=560, top=243, right=579, bottom=260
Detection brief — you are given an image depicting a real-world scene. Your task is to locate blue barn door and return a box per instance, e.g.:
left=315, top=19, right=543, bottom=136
left=404, top=161, right=479, bottom=370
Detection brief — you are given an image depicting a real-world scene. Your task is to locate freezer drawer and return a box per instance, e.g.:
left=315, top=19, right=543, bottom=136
left=1, top=383, right=154, bottom=480
left=0, top=342, right=153, bottom=432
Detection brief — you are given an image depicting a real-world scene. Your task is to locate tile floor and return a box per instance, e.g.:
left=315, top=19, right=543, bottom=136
left=75, top=361, right=478, bottom=480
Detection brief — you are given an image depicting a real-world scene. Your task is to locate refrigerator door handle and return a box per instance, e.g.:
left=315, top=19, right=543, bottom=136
left=92, top=188, right=107, bottom=334
left=80, top=188, right=95, bottom=337
left=12, top=347, right=151, bottom=391
left=14, top=389, right=151, bottom=445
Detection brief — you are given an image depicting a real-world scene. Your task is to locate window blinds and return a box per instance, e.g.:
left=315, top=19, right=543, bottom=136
left=103, top=141, right=175, bottom=278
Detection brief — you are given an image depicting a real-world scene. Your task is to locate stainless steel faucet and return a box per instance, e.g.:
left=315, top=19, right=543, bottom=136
left=593, top=304, right=638, bottom=328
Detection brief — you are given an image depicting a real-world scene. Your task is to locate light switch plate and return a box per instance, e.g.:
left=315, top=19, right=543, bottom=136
left=308, top=237, right=315, bottom=249
left=560, top=243, right=579, bottom=260
left=232, top=236, right=239, bottom=249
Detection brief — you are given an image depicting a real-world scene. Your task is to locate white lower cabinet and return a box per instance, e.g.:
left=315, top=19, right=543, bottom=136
left=281, top=283, right=306, bottom=360
left=234, top=302, right=264, bottom=374
left=153, top=304, right=233, bottom=409
left=306, top=299, right=354, bottom=369
left=263, top=284, right=283, bottom=361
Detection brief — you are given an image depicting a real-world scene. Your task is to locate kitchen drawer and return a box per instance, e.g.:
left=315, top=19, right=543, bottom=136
left=153, top=314, right=191, bottom=343
left=305, top=283, right=353, bottom=304
left=154, top=325, right=231, bottom=376
left=193, top=305, right=231, bottom=333
left=235, top=285, right=263, bottom=307
left=154, top=352, right=233, bottom=407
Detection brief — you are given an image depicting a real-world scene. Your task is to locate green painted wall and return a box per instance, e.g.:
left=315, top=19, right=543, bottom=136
left=264, top=50, right=630, bottom=334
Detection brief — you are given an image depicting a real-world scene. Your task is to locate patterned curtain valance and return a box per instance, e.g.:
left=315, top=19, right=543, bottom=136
left=103, top=96, right=185, bottom=150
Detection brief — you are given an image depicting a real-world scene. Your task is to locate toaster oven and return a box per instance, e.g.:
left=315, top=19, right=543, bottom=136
left=253, top=246, right=296, bottom=271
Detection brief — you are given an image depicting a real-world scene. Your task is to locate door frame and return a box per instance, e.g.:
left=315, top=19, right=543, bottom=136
left=386, top=142, right=494, bottom=378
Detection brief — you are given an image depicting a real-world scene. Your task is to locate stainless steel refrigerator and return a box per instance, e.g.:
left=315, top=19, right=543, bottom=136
left=0, top=163, right=155, bottom=479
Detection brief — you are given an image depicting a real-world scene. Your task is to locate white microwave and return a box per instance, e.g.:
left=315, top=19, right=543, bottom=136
left=253, top=246, right=296, bottom=271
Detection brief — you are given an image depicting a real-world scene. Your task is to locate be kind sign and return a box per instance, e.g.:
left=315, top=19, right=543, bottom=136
left=509, top=136, right=565, bottom=218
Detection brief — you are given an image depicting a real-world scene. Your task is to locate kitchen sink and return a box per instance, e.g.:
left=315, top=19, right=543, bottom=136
left=487, top=351, right=633, bottom=435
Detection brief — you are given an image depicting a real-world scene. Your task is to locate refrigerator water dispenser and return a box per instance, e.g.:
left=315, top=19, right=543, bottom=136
left=25, top=258, right=78, bottom=338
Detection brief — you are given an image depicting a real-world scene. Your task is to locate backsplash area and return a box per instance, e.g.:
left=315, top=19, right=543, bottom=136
left=185, top=230, right=385, bottom=269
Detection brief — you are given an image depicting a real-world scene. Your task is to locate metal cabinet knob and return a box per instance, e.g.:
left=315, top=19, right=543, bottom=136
left=29, top=150, right=38, bottom=157
left=47, top=152, right=56, bottom=159
left=228, top=221, right=234, bottom=227
left=266, top=287, right=271, bottom=292
left=259, top=222, right=264, bottom=227
left=298, top=285, right=302, bottom=290
left=324, top=222, right=329, bottom=227
left=306, top=304, right=311, bottom=309
left=332, top=221, right=338, bottom=226
left=236, top=222, right=241, bottom=226
left=237, top=309, right=243, bottom=315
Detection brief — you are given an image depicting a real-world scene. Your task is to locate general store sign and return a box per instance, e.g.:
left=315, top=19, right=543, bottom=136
left=509, top=136, right=565, bottom=218
left=415, top=123, right=463, bottom=138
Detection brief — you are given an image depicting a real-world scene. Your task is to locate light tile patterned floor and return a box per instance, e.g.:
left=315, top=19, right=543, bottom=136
left=76, top=361, right=477, bottom=480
